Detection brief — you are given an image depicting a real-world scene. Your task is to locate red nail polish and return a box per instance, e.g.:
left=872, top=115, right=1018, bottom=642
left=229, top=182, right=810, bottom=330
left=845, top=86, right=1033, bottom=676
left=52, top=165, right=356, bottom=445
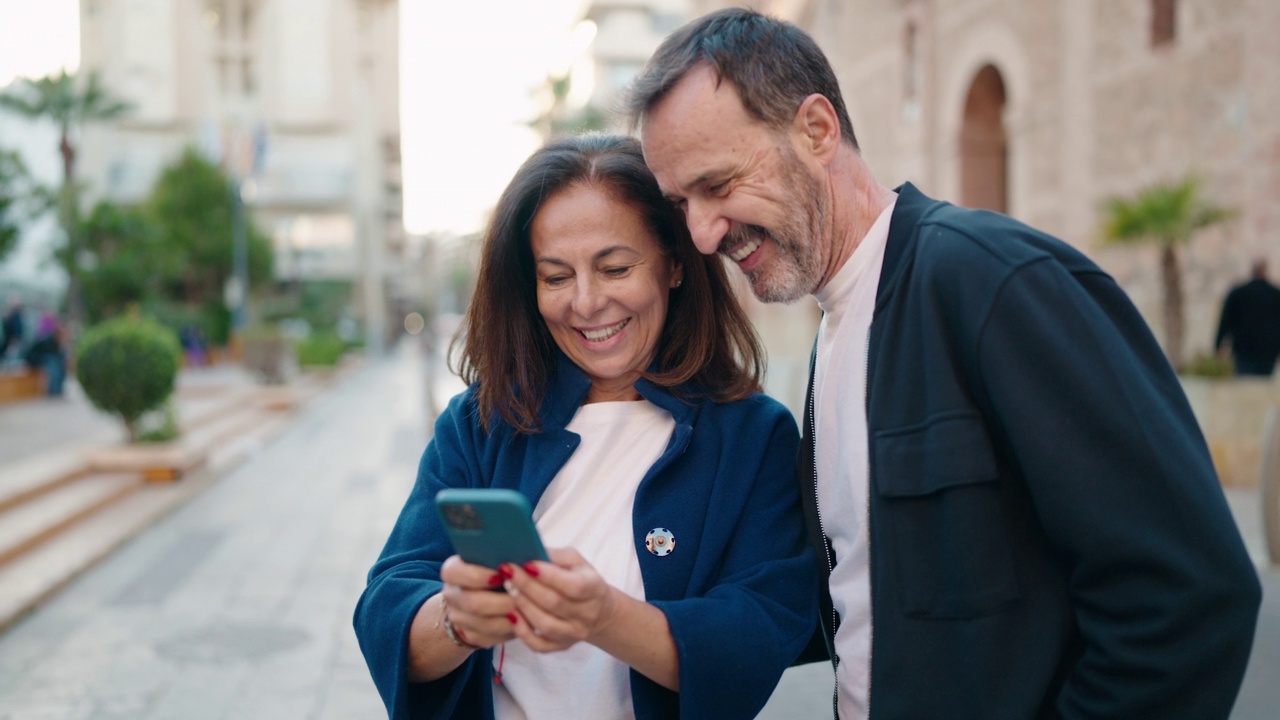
left=498, top=564, right=514, bottom=580
left=488, top=573, right=504, bottom=588
left=522, top=562, right=540, bottom=577
left=507, top=612, right=519, bottom=624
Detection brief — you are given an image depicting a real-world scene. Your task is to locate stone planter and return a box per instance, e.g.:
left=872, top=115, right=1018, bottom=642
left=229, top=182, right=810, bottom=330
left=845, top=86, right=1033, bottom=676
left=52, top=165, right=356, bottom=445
left=1180, top=375, right=1280, bottom=487
left=242, top=337, right=294, bottom=385
left=82, top=442, right=208, bottom=483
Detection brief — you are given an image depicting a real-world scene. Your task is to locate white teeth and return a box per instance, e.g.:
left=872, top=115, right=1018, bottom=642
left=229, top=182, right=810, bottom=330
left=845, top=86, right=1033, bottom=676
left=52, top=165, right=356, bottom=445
left=581, top=319, right=629, bottom=341
left=727, top=236, right=762, bottom=262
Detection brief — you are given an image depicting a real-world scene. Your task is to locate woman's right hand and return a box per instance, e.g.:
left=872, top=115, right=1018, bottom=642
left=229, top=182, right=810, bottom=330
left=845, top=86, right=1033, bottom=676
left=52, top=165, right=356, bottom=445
left=406, top=555, right=519, bottom=682
left=438, top=554, right=520, bottom=649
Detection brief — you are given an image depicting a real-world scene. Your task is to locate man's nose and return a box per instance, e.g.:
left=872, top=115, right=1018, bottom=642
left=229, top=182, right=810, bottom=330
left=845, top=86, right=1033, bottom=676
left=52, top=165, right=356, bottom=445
left=685, top=198, right=727, bottom=256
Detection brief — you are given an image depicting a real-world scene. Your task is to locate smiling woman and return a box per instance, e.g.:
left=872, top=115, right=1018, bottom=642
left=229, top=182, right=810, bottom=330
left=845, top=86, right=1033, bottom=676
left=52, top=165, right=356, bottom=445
left=530, top=183, right=681, bottom=404
left=354, top=134, right=819, bottom=720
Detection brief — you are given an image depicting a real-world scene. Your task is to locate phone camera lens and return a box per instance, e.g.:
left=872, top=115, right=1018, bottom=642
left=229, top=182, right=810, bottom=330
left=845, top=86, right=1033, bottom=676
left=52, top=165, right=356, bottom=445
left=443, top=503, right=484, bottom=531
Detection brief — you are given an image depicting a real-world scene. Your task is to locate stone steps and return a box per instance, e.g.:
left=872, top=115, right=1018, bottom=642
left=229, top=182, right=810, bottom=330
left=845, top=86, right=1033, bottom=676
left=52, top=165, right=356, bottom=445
left=0, top=472, right=143, bottom=566
left=0, top=450, right=88, bottom=514
left=0, top=473, right=218, bottom=631
left=0, top=370, right=340, bottom=633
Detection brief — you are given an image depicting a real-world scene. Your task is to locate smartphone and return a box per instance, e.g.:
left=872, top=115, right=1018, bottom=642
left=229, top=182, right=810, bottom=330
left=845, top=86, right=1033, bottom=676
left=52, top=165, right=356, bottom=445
left=435, top=488, right=549, bottom=569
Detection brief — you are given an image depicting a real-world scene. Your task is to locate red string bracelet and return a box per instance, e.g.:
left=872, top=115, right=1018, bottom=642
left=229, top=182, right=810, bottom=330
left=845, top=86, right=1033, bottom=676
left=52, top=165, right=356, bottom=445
left=493, top=643, right=506, bottom=684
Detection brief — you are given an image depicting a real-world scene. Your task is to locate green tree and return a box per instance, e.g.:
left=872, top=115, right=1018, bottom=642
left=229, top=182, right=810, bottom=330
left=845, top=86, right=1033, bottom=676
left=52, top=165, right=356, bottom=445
left=77, top=200, right=163, bottom=323
left=147, top=147, right=273, bottom=324
left=0, top=70, right=132, bottom=322
left=1101, top=176, right=1235, bottom=370
left=0, top=150, right=37, bottom=262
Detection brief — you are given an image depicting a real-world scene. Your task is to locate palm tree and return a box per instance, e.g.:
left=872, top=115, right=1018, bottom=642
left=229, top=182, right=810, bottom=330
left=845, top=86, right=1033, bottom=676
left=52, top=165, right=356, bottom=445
left=1101, top=176, right=1235, bottom=371
left=0, top=69, right=132, bottom=323
left=0, top=150, right=34, bottom=262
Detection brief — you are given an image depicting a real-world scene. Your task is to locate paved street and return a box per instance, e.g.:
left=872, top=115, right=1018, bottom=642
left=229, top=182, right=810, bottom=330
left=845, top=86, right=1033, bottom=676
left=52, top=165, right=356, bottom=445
left=0, top=342, right=432, bottom=719
left=0, top=338, right=1276, bottom=719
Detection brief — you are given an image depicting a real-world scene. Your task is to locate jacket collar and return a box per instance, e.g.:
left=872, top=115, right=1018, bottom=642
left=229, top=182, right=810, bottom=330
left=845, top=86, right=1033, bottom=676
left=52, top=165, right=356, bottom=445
left=538, top=350, right=698, bottom=431
left=878, top=182, right=941, bottom=310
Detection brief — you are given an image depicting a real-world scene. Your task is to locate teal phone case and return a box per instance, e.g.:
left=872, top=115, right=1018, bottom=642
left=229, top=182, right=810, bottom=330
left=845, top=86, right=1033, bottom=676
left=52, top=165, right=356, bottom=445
left=435, top=488, right=549, bottom=569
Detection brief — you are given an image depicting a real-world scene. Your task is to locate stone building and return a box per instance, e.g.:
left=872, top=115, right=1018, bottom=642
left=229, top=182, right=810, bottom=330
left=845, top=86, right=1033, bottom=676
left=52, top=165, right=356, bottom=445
left=76, top=0, right=403, bottom=353
left=581, top=0, right=690, bottom=131
left=682, top=0, right=1280, bottom=411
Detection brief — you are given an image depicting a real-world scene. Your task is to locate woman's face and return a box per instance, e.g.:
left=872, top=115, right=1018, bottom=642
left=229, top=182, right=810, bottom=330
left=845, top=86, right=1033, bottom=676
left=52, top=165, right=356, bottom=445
left=530, top=183, right=681, bottom=403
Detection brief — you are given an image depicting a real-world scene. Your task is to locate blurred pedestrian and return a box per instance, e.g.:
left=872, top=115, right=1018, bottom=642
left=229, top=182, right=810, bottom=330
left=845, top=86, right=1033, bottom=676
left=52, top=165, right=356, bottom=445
left=180, top=322, right=208, bottom=367
left=1, top=293, right=23, bottom=363
left=1215, top=258, right=1280, bottom=376
left=631, top=8, right=1260, bottom=719
left=24, top=310, right=66, bottom=396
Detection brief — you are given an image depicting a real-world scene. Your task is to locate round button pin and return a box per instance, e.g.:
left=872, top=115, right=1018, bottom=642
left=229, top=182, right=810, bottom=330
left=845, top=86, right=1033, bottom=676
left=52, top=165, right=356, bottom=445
left=645, top=528, right=675, bottom=557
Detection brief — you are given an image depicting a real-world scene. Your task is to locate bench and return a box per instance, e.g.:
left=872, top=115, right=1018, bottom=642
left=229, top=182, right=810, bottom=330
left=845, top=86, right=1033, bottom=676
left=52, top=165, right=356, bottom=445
left=0, top=368, right=44, bottom=404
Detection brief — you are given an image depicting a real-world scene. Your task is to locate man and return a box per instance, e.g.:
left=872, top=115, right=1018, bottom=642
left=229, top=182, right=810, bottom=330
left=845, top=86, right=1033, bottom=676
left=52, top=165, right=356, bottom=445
left=0, top=293, right=22, bottom=362
left=1215, top=258, right=1280, bottom=376
left=629, top=8, right=1261, bottom=719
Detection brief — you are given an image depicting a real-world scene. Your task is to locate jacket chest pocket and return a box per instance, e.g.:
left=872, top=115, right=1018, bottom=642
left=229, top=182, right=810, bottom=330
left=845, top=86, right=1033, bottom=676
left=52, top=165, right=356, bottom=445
left=873, top=412, right=1020, bottom=619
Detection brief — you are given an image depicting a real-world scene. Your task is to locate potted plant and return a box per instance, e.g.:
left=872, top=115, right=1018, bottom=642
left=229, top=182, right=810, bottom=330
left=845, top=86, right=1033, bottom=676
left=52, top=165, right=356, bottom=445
left=75, top=315, right=181, bottom=442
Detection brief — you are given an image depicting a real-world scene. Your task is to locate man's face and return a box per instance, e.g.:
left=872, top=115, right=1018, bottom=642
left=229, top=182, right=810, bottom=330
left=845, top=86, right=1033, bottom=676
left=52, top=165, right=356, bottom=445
left=641, top=65, right=829, bottom=303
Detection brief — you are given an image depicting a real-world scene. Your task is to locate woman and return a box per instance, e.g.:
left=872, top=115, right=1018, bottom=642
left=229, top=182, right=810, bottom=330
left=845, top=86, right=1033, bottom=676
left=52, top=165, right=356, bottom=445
left=354, top=135, right=816, bottom=719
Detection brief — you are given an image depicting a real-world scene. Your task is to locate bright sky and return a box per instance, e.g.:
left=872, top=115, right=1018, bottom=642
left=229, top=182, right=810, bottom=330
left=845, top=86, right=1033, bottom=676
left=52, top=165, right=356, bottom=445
left=0, top=1, right=79, bottom=86
left=0, top=0, right=589, bottom=238
left=401, top=0, right=588, bottom=236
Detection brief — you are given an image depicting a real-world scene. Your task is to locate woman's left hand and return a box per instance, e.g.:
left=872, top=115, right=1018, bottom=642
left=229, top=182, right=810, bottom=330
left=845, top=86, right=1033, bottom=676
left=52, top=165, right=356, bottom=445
left=501, top=547, right=620, bottom=653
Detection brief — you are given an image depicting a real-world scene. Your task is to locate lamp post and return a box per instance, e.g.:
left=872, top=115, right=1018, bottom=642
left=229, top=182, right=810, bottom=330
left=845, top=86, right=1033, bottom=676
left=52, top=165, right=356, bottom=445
left=226, top=175, right=252, bottom=358
left=231, top=177, right=249, bottom=329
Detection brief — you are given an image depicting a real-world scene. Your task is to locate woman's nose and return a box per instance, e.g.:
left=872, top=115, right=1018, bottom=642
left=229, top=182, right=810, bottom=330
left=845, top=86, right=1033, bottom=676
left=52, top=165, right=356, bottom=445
left=571, top=275, right=606, bottom=318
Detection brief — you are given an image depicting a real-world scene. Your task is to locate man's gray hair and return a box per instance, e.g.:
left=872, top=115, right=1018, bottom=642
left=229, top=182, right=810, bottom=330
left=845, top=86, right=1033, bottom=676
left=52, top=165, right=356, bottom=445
left=625, top=7, right=858, bottom=149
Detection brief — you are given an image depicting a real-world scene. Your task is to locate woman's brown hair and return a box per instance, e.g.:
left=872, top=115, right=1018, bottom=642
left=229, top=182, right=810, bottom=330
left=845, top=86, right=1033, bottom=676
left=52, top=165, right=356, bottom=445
left=451, top=134, right=764, bottom=433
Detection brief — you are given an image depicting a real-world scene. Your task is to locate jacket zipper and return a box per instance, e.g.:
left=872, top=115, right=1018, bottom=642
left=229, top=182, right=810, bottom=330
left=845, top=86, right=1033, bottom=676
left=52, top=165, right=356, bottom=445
left=863, top=325, right=873, bottom=720
left=810, top=366, right=839, bottom=719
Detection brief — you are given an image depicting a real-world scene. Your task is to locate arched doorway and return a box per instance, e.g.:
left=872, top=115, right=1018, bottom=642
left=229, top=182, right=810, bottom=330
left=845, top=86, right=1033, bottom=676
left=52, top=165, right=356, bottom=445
left=960, top=64, right=1008, bottom=213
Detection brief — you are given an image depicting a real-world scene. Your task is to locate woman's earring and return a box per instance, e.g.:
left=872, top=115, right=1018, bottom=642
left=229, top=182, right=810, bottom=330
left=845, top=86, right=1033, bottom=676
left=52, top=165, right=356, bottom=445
left=673, top=279, right=683, bottom=288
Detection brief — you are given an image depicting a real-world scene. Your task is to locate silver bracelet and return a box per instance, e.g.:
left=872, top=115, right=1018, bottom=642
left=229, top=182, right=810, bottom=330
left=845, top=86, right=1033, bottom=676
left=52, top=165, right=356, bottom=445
left=441, top=604, right=479, bottom=650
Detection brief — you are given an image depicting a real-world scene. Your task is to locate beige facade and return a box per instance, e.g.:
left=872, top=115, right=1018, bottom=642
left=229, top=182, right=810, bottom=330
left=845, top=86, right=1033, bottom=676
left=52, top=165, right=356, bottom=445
left=77, top=0, right=404, bottom=352
left=682, top=0, right=1280, bottom=411
left=581, top=0, right=690, bottom=130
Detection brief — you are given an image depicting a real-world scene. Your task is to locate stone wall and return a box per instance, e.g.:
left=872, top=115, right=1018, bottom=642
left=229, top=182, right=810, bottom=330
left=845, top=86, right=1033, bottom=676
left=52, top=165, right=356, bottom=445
left=717, top=0, right=1280, bottom=371
left=1182, top=375, right=1280, bottom=487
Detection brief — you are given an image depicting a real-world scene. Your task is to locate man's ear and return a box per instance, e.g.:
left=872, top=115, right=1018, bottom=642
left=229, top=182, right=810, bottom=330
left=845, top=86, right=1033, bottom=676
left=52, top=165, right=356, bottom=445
left=793, top=93, right=841, bottom=163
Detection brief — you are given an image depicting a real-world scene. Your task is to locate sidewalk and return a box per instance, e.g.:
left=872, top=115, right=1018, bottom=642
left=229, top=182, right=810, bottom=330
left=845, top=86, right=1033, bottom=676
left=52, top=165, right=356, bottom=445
left=0, top=362, right=266, bottom=468
left=0, top=357, right=344, bottom=635
left=0, top=340, right=431, bottom=718
left=0, top=340, right=1272, bottom=719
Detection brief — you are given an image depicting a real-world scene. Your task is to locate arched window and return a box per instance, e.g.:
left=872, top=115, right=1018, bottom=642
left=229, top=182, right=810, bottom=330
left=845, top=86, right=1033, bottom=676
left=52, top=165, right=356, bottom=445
left=1151, top=0, right=1176, bottom=47
left=959, top=64, right=1008, bottom=213
left=903, top=21, right=920, bottom=120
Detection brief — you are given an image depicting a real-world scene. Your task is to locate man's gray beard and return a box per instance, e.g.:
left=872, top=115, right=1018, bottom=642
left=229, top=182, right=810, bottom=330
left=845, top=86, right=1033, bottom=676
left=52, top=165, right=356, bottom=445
left=740, top=167, right=828, bottom=304
left=745, top=232, right=823, bottom=304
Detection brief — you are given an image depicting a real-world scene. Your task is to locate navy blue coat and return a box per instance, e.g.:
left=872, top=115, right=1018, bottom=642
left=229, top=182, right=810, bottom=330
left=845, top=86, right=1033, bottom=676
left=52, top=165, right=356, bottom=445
left=799, top=183, right=1262, bottom=719
left=356, top=354, right=818, bottom=719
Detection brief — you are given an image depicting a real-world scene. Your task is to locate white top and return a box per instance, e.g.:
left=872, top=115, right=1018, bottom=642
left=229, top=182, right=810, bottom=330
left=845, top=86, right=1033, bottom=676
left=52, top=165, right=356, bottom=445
left=812, top=197, right=896, bottom=719
left=494, top=399, right=675, bottom=720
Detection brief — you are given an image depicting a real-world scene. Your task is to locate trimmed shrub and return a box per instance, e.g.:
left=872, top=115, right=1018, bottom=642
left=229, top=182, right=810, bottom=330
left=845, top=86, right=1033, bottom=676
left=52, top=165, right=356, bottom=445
left=76, top=316, right=182, bottom=442
left=296, top=332, right=347, bottom=367
left=1182, top=350, right=1234, bottom=379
